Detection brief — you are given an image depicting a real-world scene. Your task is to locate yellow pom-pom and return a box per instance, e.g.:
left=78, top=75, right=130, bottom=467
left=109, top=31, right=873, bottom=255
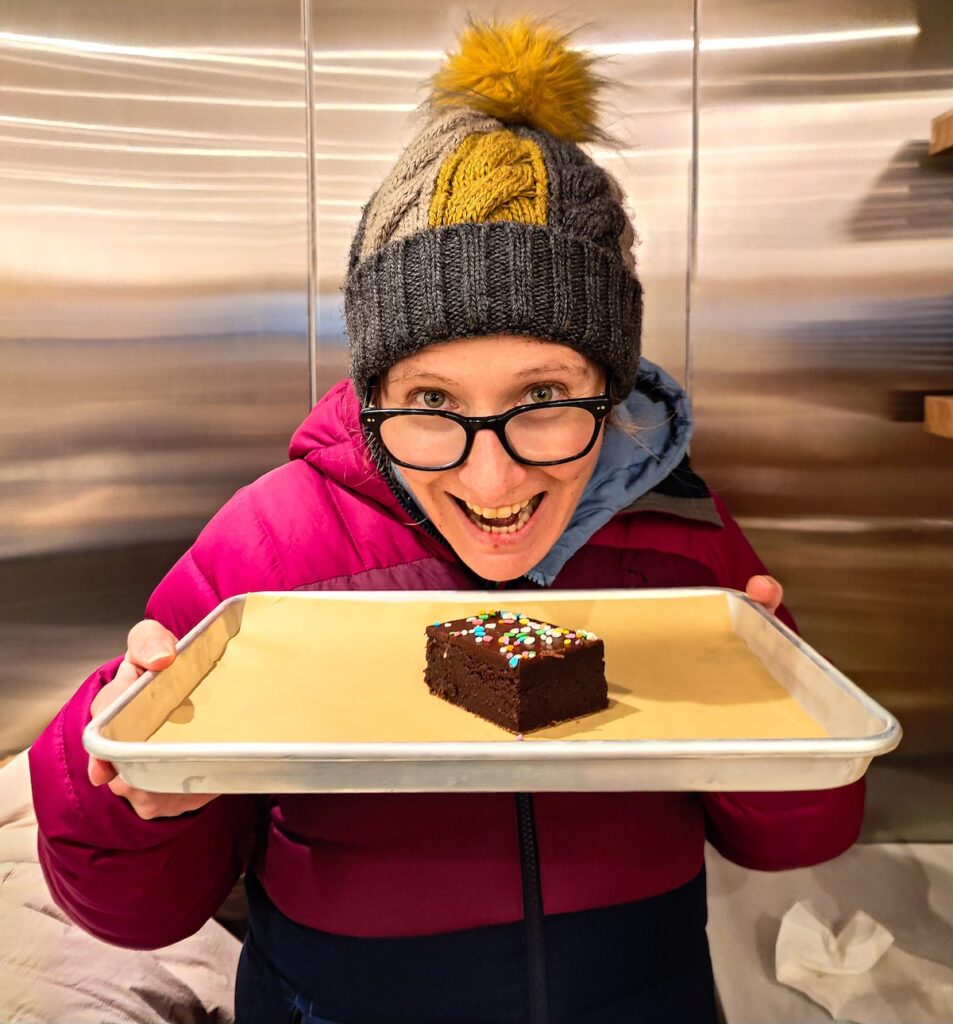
left=431, top=18, right=602, bottom=143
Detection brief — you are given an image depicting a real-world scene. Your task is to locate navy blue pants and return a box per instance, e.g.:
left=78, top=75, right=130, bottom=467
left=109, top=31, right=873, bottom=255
left=235, top=870, right=717, bottom=1024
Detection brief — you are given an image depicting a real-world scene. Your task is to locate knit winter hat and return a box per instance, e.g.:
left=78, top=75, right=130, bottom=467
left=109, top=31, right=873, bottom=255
left=344, top=18, right=642, bottom=404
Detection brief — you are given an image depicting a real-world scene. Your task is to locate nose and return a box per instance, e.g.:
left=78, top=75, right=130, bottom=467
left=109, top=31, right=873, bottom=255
left=454, top=425, right=528, bottom=505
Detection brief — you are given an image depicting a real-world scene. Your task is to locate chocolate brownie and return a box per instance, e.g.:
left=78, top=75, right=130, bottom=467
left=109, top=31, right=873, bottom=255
left=424, top=610, right=607, bottom=733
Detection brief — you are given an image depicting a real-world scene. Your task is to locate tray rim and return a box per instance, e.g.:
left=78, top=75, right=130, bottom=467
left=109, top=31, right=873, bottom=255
left=83, top=587, right=903, bottom=765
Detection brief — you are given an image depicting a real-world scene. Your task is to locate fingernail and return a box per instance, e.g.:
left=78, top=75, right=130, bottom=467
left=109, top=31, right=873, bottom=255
left=145, top=648, right=173, bottom=662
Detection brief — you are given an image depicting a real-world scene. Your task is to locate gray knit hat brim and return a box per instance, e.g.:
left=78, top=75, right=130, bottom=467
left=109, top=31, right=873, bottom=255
left=345, top=221, right=642, bottom=405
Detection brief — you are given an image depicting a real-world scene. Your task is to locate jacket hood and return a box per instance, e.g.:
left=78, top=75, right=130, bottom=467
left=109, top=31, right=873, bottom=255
left=289, top=379, right=403, bottom=516
left=289, top=362, right=692, bottom=582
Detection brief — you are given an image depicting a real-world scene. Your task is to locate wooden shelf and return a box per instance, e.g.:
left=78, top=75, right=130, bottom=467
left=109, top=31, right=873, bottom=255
left=930, top=108, right=953, bottom=156
left=924, top=396, right=953, bottom=439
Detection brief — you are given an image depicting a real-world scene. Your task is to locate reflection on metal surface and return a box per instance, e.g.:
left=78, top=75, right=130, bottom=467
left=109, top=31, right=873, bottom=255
left=692, top=0, right=953, bottom=764
left=0, top=2, right=309, bottom=749
left=847, top=141, right=953, bottom=241
left=2, top=24, right=922, bottom=61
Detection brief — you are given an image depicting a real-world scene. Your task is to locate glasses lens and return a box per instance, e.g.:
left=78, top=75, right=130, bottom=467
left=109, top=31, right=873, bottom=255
left=379, top=413, right=467, bottom=468
left=505, top=404, right=597, bottom=463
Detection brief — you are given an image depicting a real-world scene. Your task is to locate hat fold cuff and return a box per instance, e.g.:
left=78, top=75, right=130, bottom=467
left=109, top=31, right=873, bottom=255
left=345, top=221, right=642, bottom=403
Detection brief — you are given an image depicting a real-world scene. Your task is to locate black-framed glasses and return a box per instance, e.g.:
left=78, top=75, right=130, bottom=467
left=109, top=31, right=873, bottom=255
left=360, top=394, right=611, bottom=471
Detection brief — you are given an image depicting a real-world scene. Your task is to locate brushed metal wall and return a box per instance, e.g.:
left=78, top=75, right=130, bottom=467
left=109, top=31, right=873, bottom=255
left=0, top=1, right=309, bottom=751
left=692, top=0, right=953, bottom=764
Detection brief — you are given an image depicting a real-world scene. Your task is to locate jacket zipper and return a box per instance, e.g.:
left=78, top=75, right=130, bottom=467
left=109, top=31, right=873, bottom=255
left=516, top=793, right=548, bottom=1024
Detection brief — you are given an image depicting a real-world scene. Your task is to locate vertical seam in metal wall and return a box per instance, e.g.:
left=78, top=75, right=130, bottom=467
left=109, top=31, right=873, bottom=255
left=685, top=0, right=701, bottom=406
left=301, top=0, right=319, bottom=409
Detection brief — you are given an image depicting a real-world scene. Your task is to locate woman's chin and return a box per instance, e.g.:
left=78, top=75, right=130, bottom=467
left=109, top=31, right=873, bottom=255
left=464, top=557, right=537, bottom=583
left=451, top=536, right=550, bottom=583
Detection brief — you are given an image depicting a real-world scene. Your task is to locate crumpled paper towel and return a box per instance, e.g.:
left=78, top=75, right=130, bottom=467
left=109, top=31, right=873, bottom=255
left=776, top=901, right=953, bottom=1022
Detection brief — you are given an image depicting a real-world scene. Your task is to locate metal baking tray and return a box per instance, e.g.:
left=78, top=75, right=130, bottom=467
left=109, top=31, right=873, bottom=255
left=83, top=588, right=901, bottom=794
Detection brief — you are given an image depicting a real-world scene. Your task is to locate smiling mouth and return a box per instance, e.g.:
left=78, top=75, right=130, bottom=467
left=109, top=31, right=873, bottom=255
left=454, top=493, right=544, bottom=534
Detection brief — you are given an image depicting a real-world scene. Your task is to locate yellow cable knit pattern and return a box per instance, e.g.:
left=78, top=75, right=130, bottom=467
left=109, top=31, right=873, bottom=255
left=428, top=131, right=548, bottom=227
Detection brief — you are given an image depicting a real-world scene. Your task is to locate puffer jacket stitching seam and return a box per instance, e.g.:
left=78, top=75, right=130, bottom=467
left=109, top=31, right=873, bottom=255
left=323, top=475, right=367, bottom=572
left=56, top=703, right=86, bottom=821
left=248, top=491, right=291, bottom=591
left=181, top=548, right=222, bottom=609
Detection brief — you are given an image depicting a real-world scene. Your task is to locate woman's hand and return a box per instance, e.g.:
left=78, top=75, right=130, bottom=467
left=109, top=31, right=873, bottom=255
left=87, top=620, right=220, bottom=820
left=745, top=574, right=784, bottom=616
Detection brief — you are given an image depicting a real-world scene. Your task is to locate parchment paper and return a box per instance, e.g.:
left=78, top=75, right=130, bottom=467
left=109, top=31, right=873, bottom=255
left=147, top=593, right=827, bottom=744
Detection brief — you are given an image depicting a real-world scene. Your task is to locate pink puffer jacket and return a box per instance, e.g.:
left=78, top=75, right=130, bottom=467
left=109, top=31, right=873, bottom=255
left=30, top=380, right=864, bottom=948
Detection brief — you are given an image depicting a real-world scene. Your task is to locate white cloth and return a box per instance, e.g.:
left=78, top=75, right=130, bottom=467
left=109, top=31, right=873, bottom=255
left=706, top=843, right=953, bottom=1024
left=0, top=751, right=241, bottom=1024
left=776, top=900, right=953, bottom=1023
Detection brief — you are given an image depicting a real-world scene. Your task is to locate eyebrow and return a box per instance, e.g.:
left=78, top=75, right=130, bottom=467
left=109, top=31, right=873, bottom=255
left=512, top=363, right=592, bottom=380
left=387, top=363, right=591, bottom=387
left=387, top=371, right=462, bottom=386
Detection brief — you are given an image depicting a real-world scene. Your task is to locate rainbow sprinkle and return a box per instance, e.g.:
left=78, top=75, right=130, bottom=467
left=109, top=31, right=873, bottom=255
left=430, top=610, right=599, bottom=670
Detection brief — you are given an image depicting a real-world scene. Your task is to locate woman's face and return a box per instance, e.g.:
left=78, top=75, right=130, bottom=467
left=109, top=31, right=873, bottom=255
left=378, top=335, right=606, bottom=582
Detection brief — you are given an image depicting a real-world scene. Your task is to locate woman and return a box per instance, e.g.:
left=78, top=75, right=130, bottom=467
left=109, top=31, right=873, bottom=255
left=30, top=20, right=864, bottom=1024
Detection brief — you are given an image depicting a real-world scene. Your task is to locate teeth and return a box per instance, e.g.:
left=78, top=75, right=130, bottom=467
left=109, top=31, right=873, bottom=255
left=483, top=521, right=522, bottom=534
left=464, top=498, right=530, bottom=520
left=463, top=494, right=541, bottom=534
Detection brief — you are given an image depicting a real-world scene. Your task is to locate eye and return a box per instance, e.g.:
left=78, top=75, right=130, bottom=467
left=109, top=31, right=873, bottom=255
left=421, top=390, right=446, bottom=409
left=527, top=385, right=555, bottom=404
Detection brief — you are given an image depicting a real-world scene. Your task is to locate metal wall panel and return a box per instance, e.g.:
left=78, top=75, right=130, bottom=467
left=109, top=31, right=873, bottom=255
left=0, top=1, right=309, bottom=752
left=692, top=0, right=953, bottom=772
